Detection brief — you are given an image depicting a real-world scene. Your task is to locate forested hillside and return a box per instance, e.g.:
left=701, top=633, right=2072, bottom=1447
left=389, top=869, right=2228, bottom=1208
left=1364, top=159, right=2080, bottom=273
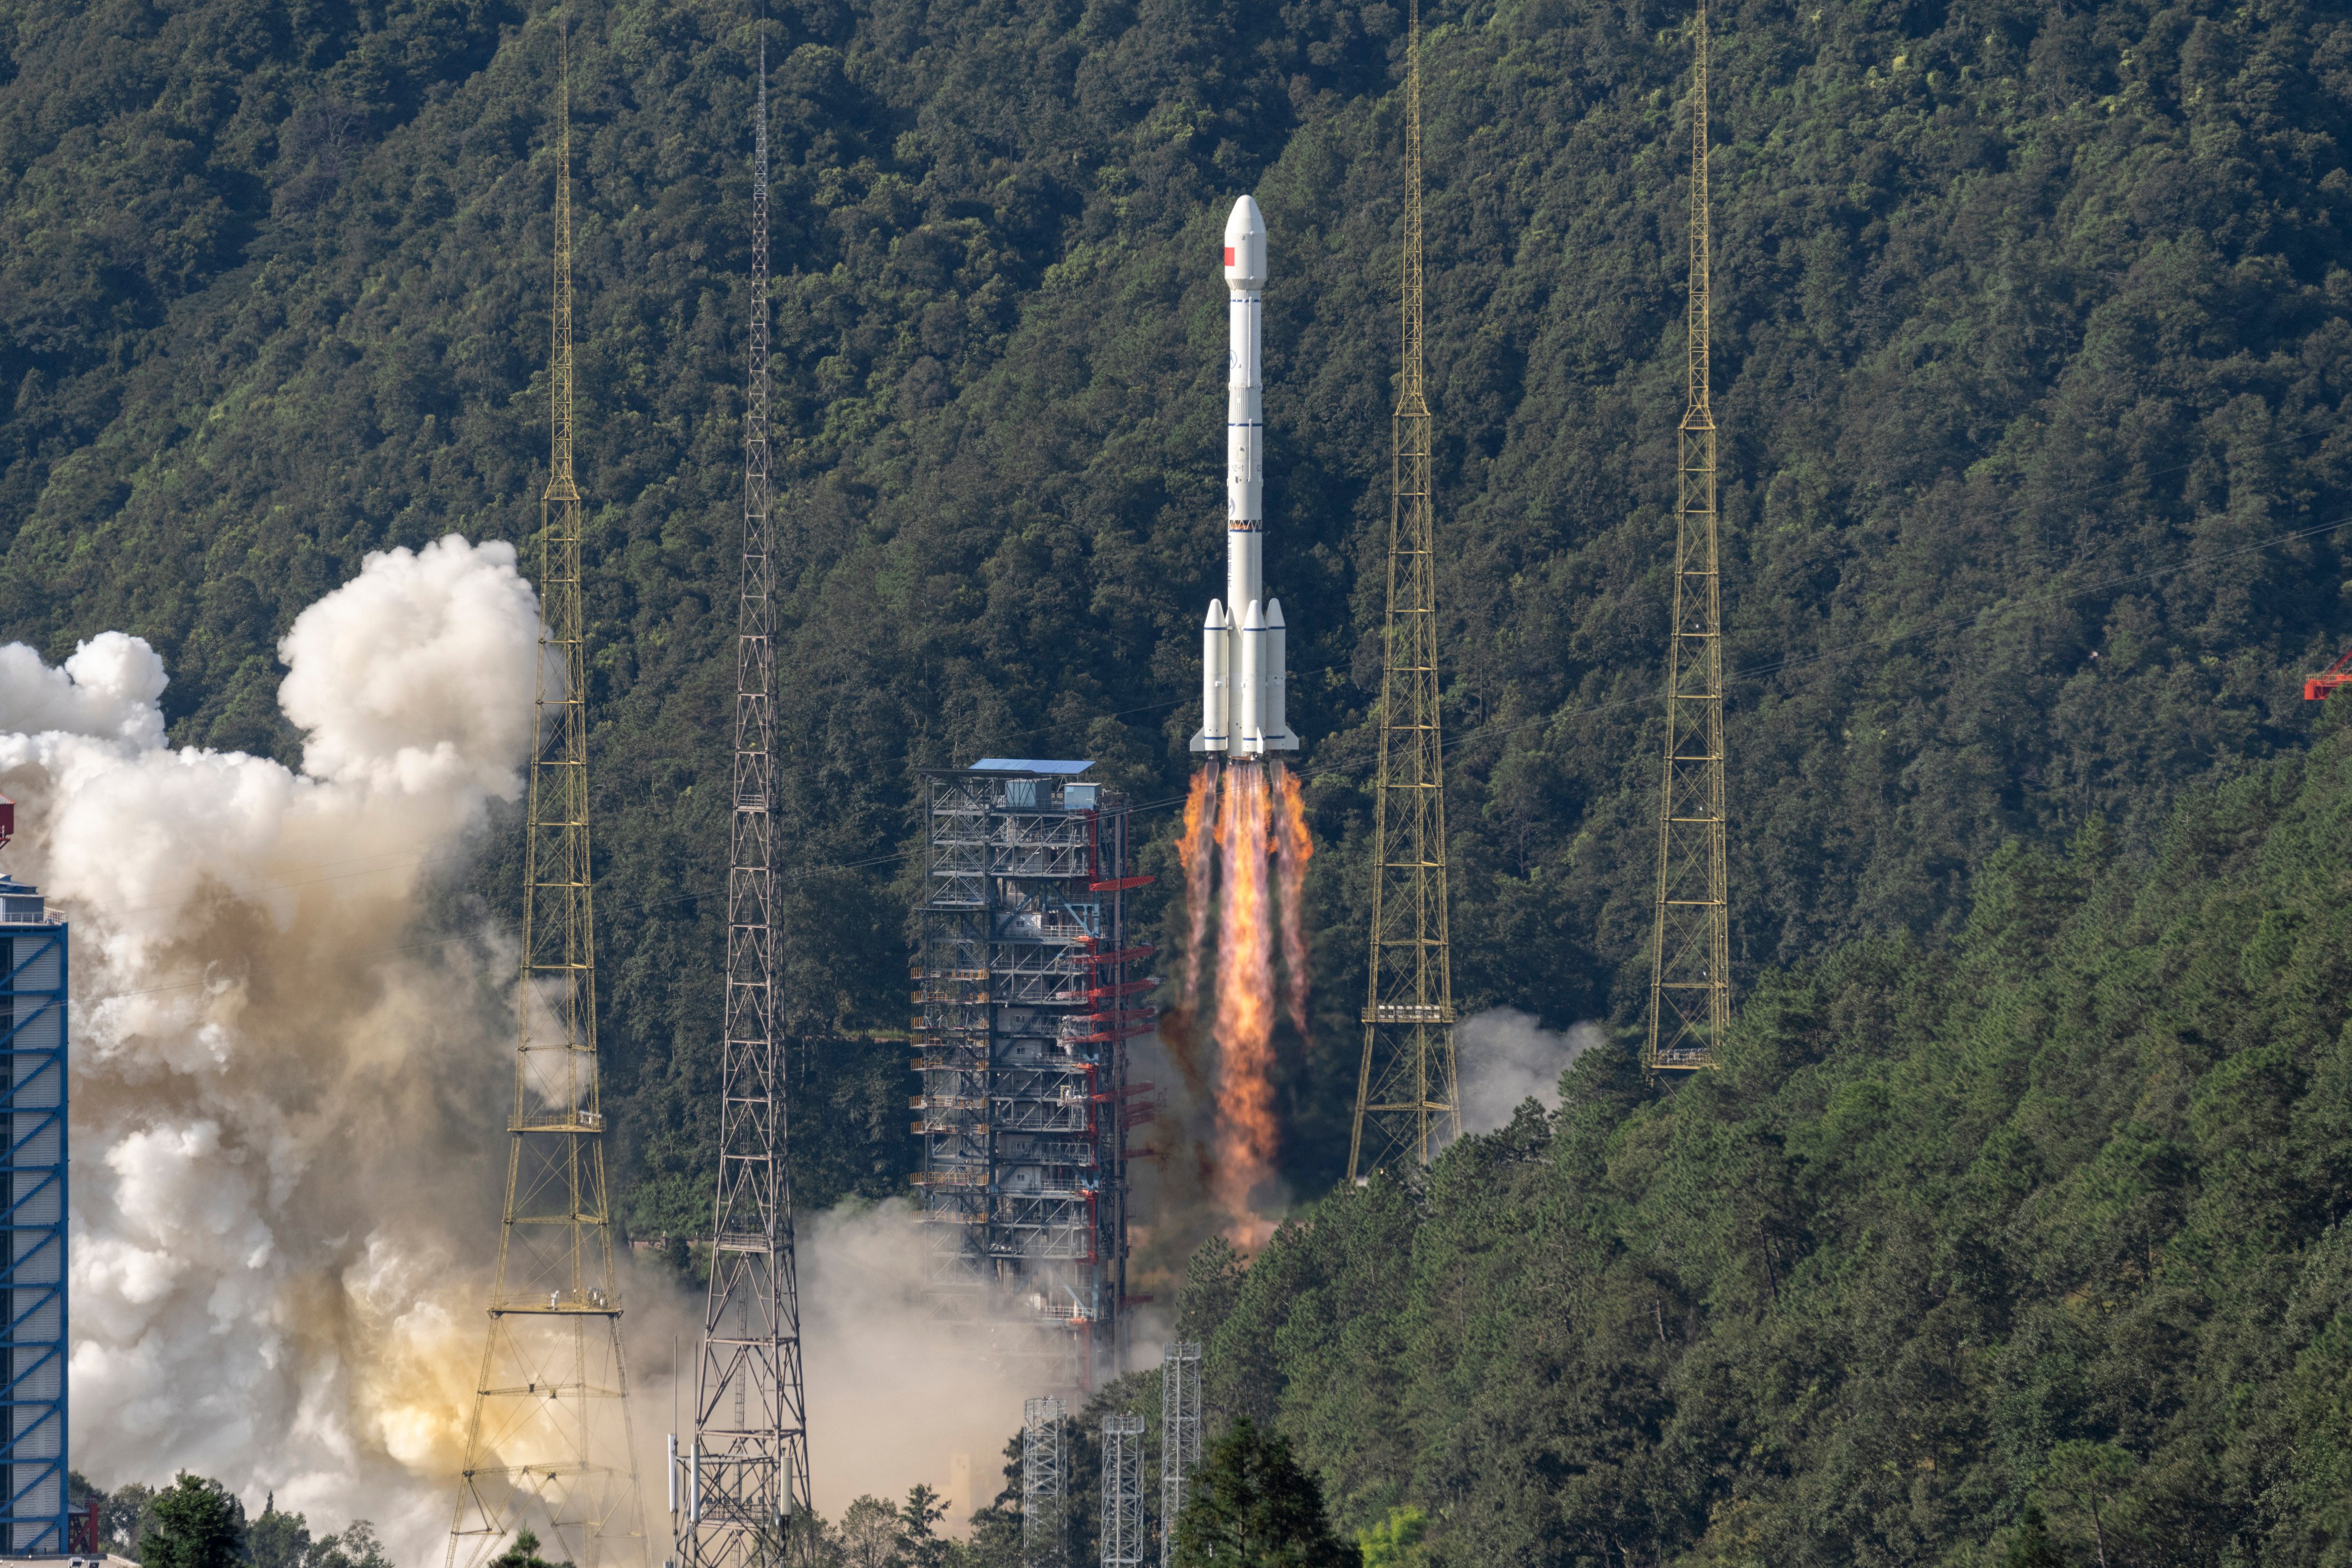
left=1177, top=721, right=2352, bottom=1565
left=3, top=0, right=2349, bottom=1209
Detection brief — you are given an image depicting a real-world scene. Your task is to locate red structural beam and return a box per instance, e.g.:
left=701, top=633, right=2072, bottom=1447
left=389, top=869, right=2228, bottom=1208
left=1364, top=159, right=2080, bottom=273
left=1088, top=875, right=1156, bottom=893
left=2307, top=645, right=2352, bottom=700
left=1073, top=944, right=1156, bottom=968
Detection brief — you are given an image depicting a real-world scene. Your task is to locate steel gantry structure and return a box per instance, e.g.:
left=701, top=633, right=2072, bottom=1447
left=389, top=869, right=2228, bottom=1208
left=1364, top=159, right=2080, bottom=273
left=679, top=43, right=814, bottom=1568
left=449, top=24, right=648, bottom=1567
left=1350, top=0, right=1460, bottom=1180
left=913, top=762, right=1149, bottom=1391
left=1645, top=0, right=1732, bottom=1073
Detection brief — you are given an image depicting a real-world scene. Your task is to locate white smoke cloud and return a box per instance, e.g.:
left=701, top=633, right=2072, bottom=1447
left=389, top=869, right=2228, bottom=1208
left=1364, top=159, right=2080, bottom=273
left=1456, top=1009, right=1602, bottom=1134
left=0, top=536, right=540, bottom=1555
left=791, top=1201, right=1040, bottom=1527
left=2, top=535, right=1048, bottom=1557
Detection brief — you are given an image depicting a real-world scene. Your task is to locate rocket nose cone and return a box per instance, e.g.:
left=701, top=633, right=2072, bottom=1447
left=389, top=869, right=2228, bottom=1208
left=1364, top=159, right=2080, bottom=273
left=1223, top=195, right=1268, bottom=288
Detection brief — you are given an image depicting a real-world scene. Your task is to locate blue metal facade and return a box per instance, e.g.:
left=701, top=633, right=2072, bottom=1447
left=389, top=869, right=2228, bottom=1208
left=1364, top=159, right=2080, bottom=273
left=0, top=878, right=66, bottom=1554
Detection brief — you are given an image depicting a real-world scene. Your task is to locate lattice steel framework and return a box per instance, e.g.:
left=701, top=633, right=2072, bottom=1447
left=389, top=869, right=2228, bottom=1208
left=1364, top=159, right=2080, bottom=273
left=682, top=44, right=812, bottom=1568
left=1101, top=1416, right=1144, bottom=1568
left=1157, top=1342, right=1201, bottom=1568
left=1645, top=0, right=1730, bottom=1073
left=914, top=765, right=1150, bottom=1390
left=449, top=27, right=647, bottom=1567
left=1022, top=1397, right=1068, bottom=1568
left=1350, top=0, right=1459, bottom=1180
left=0, top=886, right=67, bottom=1555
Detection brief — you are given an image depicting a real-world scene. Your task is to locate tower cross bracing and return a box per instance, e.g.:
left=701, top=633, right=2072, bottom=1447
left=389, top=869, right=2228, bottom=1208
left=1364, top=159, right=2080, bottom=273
left=1645, top=0, right=1731, bottom=1072
left=1350, top=0, right=1460, bottom=1180
left=1100, top=1415, right=1145, bottom=1568
left=449, top=24, right=647, bottom=1567
left=683, top=41, right=813, bottom=1568
left=1158, top=1342, right=1201, bottom=1568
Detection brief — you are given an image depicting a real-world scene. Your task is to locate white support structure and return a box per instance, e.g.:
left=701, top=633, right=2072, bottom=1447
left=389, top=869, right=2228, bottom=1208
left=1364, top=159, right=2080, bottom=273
left=1158, top=1343, right=1202, bottom=1566
left=1101, top=1416, right=1145, bottom=1568
left=1023, top=1397, right=1067, bottom=1568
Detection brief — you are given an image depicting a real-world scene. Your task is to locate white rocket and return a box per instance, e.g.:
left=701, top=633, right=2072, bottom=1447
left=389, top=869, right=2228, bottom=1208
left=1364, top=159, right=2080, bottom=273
left=1192, top=195, right=1297, bottom=756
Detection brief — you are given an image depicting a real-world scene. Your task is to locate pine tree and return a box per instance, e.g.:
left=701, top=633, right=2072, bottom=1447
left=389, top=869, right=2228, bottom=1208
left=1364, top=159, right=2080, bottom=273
left=136, top=1476, right=245, bottom=1568
left=1172, top=1419, right=1353, bottom=1568
left=2005, top=1506, right=2071, bottom=1568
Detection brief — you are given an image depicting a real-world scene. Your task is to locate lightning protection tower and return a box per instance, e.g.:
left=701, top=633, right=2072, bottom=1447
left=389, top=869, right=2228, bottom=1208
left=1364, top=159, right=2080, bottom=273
left=1100, top=1415, right=1144, bottom=1568
left=1644, top=0, right=1731, bottom=1073
left=681, top=43, right=813, bottom=1568
left=449, top=26, right=647, bottom=1568
left=1157, top=1342, right=1201, bottom=1568
left=1350, top=0, right=1460, bottom=1180
left=1023, top=1397, right=1068, bottom=1568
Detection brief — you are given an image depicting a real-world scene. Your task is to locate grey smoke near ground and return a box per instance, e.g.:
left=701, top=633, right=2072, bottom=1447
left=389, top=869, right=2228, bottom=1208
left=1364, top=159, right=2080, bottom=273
left=1456, top=1009, right=1603, bottom=1134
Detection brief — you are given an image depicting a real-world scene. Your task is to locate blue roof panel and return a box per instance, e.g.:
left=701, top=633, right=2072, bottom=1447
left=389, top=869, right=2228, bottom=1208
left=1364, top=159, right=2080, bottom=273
left=970, top=758, right=1095, bottom=774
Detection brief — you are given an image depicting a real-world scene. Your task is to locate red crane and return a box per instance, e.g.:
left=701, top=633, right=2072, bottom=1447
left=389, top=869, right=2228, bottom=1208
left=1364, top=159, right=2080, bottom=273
left=2307, top=646, right=2352, bottom=701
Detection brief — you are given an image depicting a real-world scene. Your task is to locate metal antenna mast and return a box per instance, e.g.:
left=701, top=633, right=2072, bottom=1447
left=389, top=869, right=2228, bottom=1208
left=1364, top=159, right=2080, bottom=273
left=1645, top=0, right=1729, bottom=1073
left=450, top=22, right=647, bottom=1567
left=683, top=40, right=812, bottom=1568
left=1350, top=0, right=1459, bottom=1180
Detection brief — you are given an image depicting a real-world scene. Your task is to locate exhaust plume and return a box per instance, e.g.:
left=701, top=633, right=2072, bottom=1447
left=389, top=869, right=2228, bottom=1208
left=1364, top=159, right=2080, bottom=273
left=1156, top=763, right=1311, bottom=1254
left=0, top=536, right=540, bottom=1557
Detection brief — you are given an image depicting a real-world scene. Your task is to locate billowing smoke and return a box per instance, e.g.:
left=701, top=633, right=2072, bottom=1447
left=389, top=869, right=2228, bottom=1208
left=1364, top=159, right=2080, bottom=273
left=2, top=538, right=1083, bottom=1556
left=791, top=1201, right=1048, bottom=1524
left=1455, top=1009, right=1602, bottom=1134
left=1, top=536, right=539, bottom=1555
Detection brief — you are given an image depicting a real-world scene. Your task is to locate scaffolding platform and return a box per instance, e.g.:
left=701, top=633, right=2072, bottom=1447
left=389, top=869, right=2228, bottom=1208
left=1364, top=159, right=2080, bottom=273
left=914, top=760, right=1150, bottom=1390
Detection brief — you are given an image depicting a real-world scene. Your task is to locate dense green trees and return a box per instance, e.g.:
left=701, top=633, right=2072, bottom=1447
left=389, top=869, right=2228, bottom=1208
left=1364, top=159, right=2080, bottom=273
left=1174, top=1418, right=1357, bottom=1567
left=6, top=0, right=2349, bottom=1210
left=1179, top=719, right=2352, bottom=1562
left=10, top=0, right=2352, bottom=1552
left=136, top=1476, right=246, bottom=1568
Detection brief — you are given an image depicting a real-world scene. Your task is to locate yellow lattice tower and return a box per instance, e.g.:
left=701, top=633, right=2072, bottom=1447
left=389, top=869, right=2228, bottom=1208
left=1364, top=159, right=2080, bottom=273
left=449, top=21, right=648, bottom=1567
left=1349, top=0, right=1459, bottom=1180
left=1645, top=0, right=1730, bottom=1073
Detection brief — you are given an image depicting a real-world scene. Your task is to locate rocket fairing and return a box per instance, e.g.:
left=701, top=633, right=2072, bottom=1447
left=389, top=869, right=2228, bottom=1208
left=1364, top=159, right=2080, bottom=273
left=1192, top=195, right=1299, bottom=756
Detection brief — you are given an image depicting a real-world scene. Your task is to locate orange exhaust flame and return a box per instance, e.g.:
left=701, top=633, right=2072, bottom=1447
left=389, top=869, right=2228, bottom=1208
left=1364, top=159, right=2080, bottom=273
left=1273, top=763, right=1313, bottom=1042
left=1211, top=767, right=1277, bottom=1236
left=1177, top=767, right=1218, bottom=1010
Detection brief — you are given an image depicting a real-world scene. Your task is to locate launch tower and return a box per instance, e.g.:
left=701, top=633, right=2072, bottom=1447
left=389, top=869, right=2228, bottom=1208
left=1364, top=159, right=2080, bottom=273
left=0, top=802, right=69, bottom=1555
left=913, top=760, right=1150, bottom=1390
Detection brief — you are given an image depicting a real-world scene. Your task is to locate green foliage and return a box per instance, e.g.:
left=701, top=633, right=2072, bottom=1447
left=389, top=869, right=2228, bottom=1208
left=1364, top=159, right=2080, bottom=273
left=486, top=1528, right=570, bottom=1568
left=136, top=1475, right=245, bottom=1568
left=1357, top=1505, right=1430, bottom=1567
left=2005, top=1507, right=2072, bottom=1568
left=98, top=1480, right=159, bottom=1561
left=308, top=1521, right=395, bottom=1568
left=6, top=0, right=2350, bottom=1220
left=246, top=1501, right=310, bottom=1568
left=1173, top=1417, right=1354, bottom=1567
left=1183, top=728, right=2352, bottom=1562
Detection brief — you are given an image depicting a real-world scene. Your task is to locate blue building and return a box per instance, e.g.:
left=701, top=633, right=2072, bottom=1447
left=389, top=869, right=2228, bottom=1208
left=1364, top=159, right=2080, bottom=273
left=0, top=870, right=66, bottom=1553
